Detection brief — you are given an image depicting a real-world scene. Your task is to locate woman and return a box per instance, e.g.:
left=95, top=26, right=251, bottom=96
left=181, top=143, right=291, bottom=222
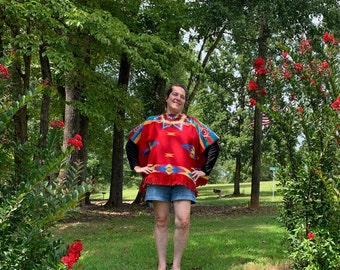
left=126, top=84, right=219, bottom=270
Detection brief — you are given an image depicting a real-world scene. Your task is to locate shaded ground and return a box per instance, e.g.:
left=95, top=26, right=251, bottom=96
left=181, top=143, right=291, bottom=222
left=62, top=200, right=278, bottom=223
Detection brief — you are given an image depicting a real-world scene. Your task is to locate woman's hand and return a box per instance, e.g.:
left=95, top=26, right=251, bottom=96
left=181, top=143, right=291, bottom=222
left=134, top=165, right=153, bottom=175
left=191, top=169, right=206, bottom=181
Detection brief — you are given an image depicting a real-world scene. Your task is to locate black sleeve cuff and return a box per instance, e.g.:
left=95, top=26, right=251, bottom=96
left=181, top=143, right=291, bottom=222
left=201, top=141, right=220, bottom=175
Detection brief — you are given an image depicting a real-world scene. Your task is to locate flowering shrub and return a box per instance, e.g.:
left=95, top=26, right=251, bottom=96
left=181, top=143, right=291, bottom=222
left=248, top=33, right=340, bottom=269
left=288, top=228, right=339, bottom=270
left=0, top=63, right=90, bottom=269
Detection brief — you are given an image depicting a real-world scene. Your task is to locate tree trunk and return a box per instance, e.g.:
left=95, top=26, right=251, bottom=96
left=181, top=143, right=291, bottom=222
left=153, top=77, right=167, bottom=114
left=132, top=186, right=145, bottom=205
left=38, top=45, right=52, bottom=149
left=78, top=115, right=89, bottom=205
left=105, top=53, right=130, bottom=207
left=233, top=84, right=246, bottom=197
left=233, top=154, right=241, bottom=196
left=249, top=15, right=269, bottom=210
left=12, top=56, right=28, bottom=145
left=58, top=83, right=80, bottom=180
left=249, top=105, right=262, bottom=210
left=11, top=35, right=30, bottom=185
left=106, top=125, right=124, bottom=207
left=0, top=22, right=4, bottom=58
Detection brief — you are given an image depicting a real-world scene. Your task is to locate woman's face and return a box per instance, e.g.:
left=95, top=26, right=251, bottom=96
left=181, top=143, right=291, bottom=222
left=165, top=86, right=186, bottom=114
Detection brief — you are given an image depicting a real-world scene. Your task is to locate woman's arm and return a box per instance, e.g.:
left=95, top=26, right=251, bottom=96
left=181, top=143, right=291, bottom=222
left=126, top=139, right=140, bottom=170
left=201, top=141, right=220, bottom=175
left=126, top=140, right=153, bottom=174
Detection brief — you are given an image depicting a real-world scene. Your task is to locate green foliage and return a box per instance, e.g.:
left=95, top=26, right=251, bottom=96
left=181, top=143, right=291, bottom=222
left=288, top=227, right=340, bottom=270
left=260, top=33, right=340, bottom=269
left=0, top=85, right=44, bottom=129
left=0, top=70, right=91, bottom=269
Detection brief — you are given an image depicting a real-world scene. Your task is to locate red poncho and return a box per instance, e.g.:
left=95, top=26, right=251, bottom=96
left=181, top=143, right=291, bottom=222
left=128, top=114, right=219, bottom=196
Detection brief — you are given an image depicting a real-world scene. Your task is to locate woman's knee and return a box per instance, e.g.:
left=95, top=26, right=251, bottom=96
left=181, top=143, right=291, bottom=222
left=175, top=217, right=190, bottom=230
left=155, top=214, right=170, bottom=229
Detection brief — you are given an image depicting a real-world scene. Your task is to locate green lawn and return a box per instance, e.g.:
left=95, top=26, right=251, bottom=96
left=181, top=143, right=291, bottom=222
left=92, top=180, right=283, bottom=205
left=54, top=181, right=290, bottom=270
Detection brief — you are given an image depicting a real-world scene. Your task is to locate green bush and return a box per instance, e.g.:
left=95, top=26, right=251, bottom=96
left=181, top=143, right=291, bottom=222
left=0, top=63, right=90, bottom=269
left=248, top=33, right=340, bottom=269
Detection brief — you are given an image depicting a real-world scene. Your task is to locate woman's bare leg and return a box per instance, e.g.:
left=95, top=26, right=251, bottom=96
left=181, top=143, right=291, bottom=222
left=172, top=200, right=191, bottom=270
left=153, top=201, right=171, bottom=270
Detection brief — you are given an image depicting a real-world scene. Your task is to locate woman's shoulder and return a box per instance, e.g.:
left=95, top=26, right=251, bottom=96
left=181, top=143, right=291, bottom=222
left=186, top=115, right=203, bottom=125
left=146, top=115, right=159, bottom=121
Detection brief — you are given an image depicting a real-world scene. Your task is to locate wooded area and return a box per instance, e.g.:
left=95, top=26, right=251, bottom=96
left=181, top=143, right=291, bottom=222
left=1, top=1, right=339, bottom=269
left=1, top=0, right=338, bottom=208
left=1, top=0, right=339, bottom=205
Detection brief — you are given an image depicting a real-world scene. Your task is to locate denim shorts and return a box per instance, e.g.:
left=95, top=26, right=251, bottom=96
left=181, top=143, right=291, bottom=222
left=145, top=185, right=196, bottom=204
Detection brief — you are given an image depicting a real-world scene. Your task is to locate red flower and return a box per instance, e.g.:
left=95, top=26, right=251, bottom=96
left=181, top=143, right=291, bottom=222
left=300, top=39, right=312, bottom=55
left=68, top=241, right=82, bottom=261
left=61, top=253, right=77, bottom=269
left=260, top=89, right=267, bottom=95
left=0, top=64, right=10, bottom=79
left=320, top=61, right=329, bottom=69
left=67, top=134, right=83, bottom=150
left=253, top=58, right=267, bottom=77
left=283, top=70, right=292, bottom=79
left=74, top=134, right=82, bottom=141
left=255, top=66, right=267, bottom=76
left=323, top=32, right=334, bottom=44
left=61, top=241, right=83, bottom=269
left=294, top=63, right=303, bottom=72
left=331, top=96, right=340, bottom=110
left=249, top=98, right=257, bottom=107
left=298, top=106, right=303, bottom=113
left=70, top=241, right=83, bottom=253
left=253, top=57, right=265, bottom=69
left=307, top=232, right=315, bottom=240
left=49, top=120, right=65, bottom=129
left=248, top=80, right=259, bottom=91
left=281, top=51, right=289, bottom=58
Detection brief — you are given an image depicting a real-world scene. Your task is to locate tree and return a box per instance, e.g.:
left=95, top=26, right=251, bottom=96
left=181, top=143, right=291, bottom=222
left=38, top=44, right=53, bottom=150
left=106, top=54, right=130, bottom=207
left=53, top=1, right=131, bottom=200
left=232, top=0, right=339, bottom=210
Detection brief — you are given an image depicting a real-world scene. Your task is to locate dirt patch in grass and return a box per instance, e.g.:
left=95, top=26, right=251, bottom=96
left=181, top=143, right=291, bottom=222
left=191, top=204, right=277, bottom=216
left=239, top=262, right=291, bottom=270
left=61, top=200, right=278, bottom=223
